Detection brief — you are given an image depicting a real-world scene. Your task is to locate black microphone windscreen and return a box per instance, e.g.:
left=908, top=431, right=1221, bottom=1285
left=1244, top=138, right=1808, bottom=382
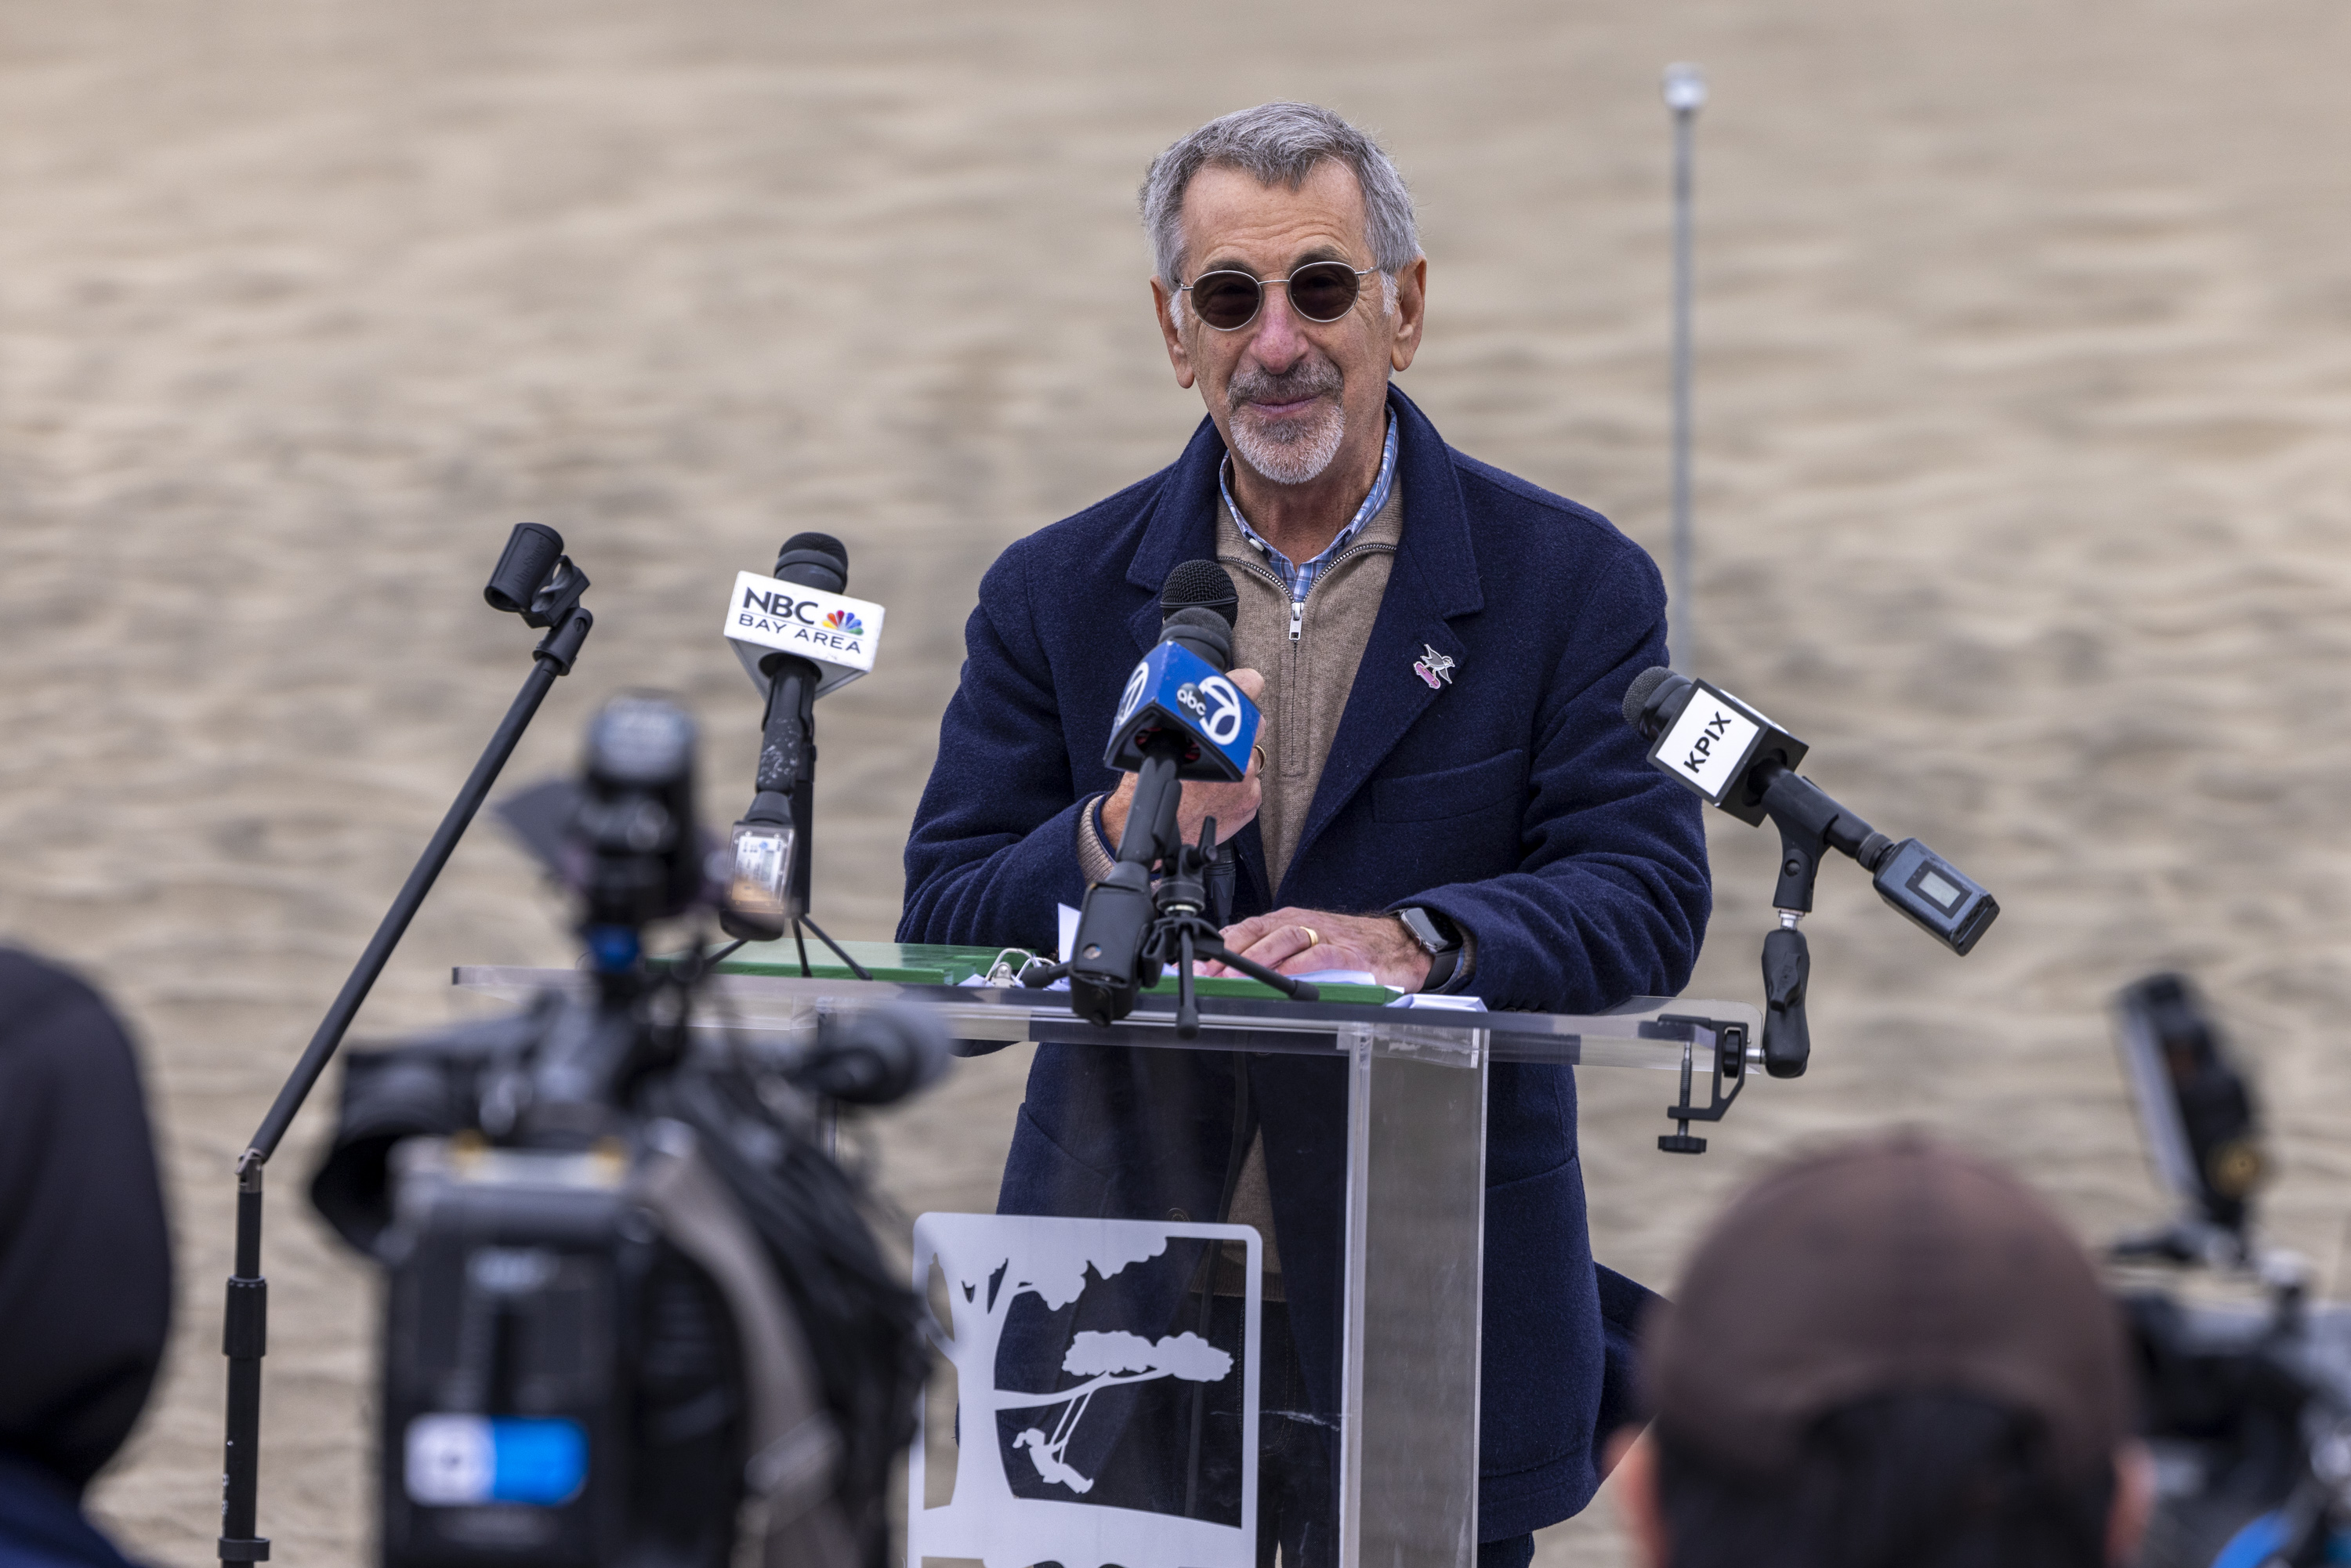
left=484, top=522, right=564, bottom=614
left=1158, top=605, right=1234, bottom=670
left=1161, top=559, right=1238, bottom=628
left=1622, top=666, right=1678, bottom=731
left=774, top=531, right=849, bottom=593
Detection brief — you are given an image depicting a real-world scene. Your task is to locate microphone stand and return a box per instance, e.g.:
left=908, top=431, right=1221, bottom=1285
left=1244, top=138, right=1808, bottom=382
left=216, top=549, right=592, bottom=1567
left=1027, top=758, right=1315, bottom=1038
left=741, top=649, right=871, bottom=982
left=1750, top=761, right=1885, bottom=1080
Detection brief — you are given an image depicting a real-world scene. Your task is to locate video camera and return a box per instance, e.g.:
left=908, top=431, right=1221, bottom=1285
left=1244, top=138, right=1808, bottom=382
left=2106, top=973, right=2351, bottom=1568
left=306, top=693, right=947, bottom=1568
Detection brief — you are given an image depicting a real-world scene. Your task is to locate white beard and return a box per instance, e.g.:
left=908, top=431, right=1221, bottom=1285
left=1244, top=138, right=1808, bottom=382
left=1229, top=398, right=1346, bottom=486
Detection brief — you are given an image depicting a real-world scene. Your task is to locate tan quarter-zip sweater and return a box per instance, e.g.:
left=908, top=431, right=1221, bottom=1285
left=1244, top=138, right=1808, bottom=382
left=1215, top=491, right=1400, bottom=1299
left=1215, top=487, right=1402, bottom=893
left=1074, top=483, right=1407, bottom=1302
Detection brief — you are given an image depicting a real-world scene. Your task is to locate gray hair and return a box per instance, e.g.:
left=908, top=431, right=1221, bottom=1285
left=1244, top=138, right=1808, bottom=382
left=1139, top=102, right=1420, bottom=290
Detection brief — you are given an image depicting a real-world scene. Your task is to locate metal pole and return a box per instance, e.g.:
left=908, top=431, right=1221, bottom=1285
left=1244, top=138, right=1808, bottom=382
left=244, top=614, right=585, bottom=1163
left=1664, top=63, right=1706, bottom=675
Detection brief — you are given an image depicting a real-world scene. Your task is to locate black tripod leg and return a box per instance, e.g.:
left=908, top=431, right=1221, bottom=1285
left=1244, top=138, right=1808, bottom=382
left=1197, top=940, right=1321, bottom=1003
left=792, top=919, right=813, bottom=978
left=796, top=914, right=874, bottom=982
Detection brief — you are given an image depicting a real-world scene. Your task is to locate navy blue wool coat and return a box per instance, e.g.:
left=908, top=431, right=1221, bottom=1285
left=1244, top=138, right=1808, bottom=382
left=900, top=386, right=1711, bottom=1534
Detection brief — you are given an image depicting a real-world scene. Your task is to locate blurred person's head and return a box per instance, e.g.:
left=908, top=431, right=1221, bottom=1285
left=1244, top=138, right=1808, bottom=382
left=0, top=947, right=172, bottom=1567
left=1139, top=103, right=1426, bottom=491
left=1610, top=1135, right=2153, bottom=1568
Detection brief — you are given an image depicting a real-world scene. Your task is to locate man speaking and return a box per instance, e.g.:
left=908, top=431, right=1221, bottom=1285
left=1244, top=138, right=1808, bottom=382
left=902, top=103, right=1710, bottom=1564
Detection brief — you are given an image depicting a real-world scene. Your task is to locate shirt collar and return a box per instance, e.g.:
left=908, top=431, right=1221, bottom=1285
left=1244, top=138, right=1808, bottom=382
left=1219, top=411, right=1399, bottom=595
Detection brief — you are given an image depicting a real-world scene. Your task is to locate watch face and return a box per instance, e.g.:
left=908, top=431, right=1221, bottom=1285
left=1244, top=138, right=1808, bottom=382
left=1401, top=908, right=1450, bottom=953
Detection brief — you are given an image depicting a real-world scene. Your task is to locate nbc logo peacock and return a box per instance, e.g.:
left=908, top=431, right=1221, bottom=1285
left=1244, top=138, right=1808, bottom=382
left=824, top=608, right=864, bottom=637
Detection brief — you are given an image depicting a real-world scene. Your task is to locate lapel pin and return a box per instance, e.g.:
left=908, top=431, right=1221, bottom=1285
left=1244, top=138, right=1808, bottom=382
left=1413, top=645, right=1456, bottom=689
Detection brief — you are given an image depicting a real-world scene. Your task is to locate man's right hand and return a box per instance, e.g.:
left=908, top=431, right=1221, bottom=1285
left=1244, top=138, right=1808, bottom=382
left=1099, top=666, right=1266, bottom=853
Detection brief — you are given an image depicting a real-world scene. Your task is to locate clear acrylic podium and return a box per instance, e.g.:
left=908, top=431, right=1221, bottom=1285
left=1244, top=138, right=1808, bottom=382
left=455, top=966, right=1759, bottom=1568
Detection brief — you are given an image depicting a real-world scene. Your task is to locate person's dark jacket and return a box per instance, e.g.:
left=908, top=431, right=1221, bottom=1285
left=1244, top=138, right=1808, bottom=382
left=900, top=386, right=1708, bottom=1531
left=0, top=948, right=172, bottom=1568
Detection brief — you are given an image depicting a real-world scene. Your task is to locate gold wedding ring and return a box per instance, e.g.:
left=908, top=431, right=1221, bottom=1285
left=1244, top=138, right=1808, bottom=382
left=1252, top=744, right=1266, bottom=773
left=1298, top=925, right=1320, bottom=949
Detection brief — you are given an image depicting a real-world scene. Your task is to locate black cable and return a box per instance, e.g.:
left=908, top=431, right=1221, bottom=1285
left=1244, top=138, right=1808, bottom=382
left=645, top=1068, right=924, bottom=1568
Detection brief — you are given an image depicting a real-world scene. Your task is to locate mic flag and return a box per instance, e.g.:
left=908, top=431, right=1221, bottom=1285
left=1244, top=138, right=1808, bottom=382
left=1103, top=639, right=1259, bottom=781
left=1624, top=668, right=1808, bottom=827
left=1621, top=664, right=1998, bottom=954
left=722, top=570, right=886, bottom=699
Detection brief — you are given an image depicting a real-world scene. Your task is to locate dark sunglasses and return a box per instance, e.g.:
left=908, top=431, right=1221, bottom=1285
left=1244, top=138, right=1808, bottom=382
left=1177, top=262, right=1378, bottom=331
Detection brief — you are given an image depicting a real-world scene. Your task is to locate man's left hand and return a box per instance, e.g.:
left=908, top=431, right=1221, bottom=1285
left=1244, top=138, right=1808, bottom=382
left=1204, top=907, right=1433, bottom=992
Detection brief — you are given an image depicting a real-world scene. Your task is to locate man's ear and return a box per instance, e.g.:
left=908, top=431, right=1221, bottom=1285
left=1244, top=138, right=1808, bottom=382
left=1607, top=1429, right=1672, bottom=1567
left=1151, top=277, right=1196, bottom=389
left=1389, top=255, right=1429, bottom=373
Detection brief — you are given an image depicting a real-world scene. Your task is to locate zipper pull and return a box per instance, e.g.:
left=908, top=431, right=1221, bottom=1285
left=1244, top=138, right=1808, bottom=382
left=1289, top=596, right=1304, bottom=642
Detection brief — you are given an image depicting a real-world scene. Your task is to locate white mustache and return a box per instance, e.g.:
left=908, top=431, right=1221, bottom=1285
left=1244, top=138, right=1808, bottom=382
left=1229, top=359, right=1342, bottom=410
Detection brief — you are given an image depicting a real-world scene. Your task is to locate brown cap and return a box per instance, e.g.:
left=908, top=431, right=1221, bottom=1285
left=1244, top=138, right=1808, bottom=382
left=1644, top=1133, right=2132, bottom=1480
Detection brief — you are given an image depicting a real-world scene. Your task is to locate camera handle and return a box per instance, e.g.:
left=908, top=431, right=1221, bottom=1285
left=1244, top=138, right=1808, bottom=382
left=216, top=529, right=592, bottom=1566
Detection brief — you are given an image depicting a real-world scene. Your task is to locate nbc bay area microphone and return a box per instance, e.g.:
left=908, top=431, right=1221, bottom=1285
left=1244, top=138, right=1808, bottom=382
left=1621, top=667, right=1998, bottom=955
left=1066, top=560, right=1263, bottom=1023
left=716, top=533, right=888, bottom=941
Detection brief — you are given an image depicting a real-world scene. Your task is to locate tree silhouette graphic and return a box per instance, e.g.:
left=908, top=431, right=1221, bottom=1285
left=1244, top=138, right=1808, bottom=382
left=908, top=1213, right=1256, bottom=1568
left=1010, top=1330, right=1232, bottom=1494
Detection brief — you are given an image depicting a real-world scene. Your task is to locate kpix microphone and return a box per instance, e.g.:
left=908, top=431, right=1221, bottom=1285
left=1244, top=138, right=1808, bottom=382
left=1623, top=668, right=1998, bottom=954
left=1065, top=561, right=1282, bottom=1027
left=718, top=534, right=886, bottom=944
left=1623, top=667, right=1998, bottom=1081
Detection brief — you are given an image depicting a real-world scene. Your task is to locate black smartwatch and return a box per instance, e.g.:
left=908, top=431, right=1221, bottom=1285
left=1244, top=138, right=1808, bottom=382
left=1396, top=907, right=1464, bottom=992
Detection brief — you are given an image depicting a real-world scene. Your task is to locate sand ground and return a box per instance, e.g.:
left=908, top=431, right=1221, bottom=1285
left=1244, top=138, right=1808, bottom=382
left=7, top=0, right=2351, bottom=1562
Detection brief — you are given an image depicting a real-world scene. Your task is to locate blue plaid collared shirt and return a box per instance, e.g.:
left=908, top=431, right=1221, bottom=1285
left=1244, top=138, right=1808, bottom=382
left=1219, top=412, right=1398, bottom=606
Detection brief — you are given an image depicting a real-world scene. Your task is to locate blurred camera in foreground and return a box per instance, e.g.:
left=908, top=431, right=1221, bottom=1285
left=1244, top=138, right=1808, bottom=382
left=308, top=693, right=945, bottom=1568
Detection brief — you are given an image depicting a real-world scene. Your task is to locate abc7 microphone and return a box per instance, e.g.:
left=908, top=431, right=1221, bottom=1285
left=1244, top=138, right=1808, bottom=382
left=1066, top=562, right=1259, bottom=1027
left=1620, top=668, right=1998, bottom=955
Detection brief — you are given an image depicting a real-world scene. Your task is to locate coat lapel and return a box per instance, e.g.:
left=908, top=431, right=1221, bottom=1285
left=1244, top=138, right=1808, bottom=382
left=1285, top=389, right=1483, bottom=884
